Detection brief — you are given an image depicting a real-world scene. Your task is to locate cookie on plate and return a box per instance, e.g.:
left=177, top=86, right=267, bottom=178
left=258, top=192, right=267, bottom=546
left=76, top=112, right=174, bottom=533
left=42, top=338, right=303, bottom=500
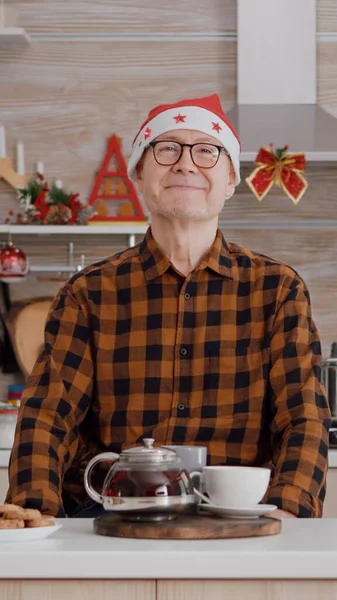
left=2, top=508, right=26, bottom=520
left=25, top=517, right=55, bottom=528
left=21, top=509, right=42, bottom=520
left=0, top=519, right=25, bottom=529
left=0, top=504, right=23, bottom=515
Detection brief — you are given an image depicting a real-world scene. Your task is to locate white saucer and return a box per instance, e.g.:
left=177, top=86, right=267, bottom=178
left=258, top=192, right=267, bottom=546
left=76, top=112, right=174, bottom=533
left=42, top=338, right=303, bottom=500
left=200, top=503, right=277, bottom=519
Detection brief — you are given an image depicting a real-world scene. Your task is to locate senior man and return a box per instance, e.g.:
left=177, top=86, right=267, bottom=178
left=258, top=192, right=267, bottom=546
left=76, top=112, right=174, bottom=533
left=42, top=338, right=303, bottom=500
left=6, top=94, right=331, bottom=519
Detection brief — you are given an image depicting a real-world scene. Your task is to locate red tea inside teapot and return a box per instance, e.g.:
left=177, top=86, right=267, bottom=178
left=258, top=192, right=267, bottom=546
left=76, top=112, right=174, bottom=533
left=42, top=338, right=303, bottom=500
left=84, top=438, right=198, bottom=521
left=103, top=468, right=192, bottom=499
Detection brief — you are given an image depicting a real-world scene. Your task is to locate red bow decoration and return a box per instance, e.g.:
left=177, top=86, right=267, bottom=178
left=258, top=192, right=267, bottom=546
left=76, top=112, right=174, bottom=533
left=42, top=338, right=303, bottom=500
left=245, top=144, right=308, bottom=204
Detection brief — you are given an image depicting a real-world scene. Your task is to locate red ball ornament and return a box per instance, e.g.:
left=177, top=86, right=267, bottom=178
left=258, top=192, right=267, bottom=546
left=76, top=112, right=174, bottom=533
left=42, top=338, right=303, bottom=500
left=0, top=242, right=29, bottom=283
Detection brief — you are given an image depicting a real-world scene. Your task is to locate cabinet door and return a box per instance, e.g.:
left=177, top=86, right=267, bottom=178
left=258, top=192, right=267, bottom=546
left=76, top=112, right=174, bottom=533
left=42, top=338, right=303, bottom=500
left=157, top=581, right=337, bottom=600
left=323, top=469, right=337, bottom=518
left=0, top=580, right=155, bottom=599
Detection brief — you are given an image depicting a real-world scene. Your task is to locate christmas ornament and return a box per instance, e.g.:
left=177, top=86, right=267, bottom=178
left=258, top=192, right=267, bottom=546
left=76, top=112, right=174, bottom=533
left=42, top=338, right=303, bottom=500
left=11, top=173, right=93, bottom=225
left=245, top=144, right=308, bottom=204
left=0, top=240, right=29, bottom=283
left=88, top=135, right=147, bottom=223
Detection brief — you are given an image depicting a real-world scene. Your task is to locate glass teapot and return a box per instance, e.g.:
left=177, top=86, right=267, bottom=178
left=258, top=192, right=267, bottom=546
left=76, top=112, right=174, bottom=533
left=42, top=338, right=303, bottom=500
left=84, top=438, right=198, bottom=520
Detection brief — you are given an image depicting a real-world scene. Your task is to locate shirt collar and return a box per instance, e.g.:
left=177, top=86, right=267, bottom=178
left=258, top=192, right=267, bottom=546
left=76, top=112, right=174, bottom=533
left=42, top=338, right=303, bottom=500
left=139, top=227, right=233, bottom=282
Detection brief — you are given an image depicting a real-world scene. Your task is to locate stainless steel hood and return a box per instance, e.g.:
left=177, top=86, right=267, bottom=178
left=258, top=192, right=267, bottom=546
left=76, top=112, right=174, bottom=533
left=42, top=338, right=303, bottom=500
left=227, top=104, right=337, bottom=162
left=228, top=0, right=337, bottom=162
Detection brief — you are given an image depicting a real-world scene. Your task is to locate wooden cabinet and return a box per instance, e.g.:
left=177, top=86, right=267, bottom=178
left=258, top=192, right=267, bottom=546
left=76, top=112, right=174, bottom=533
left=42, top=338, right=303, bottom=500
left=1, top=580, right=337, bottom=599
left=157, top=581, right=337, bottom=600
left=0, top=581, right=155, bottom=599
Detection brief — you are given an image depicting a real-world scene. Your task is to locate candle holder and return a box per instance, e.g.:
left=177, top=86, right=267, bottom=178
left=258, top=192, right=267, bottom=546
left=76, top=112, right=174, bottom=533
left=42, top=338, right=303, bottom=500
left=0, top=157, right=29, bottom=190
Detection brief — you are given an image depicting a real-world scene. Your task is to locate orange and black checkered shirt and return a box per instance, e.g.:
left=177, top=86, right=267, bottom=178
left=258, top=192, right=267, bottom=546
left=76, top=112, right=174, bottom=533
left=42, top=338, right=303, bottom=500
left=7, top=228, right=331, bottom=517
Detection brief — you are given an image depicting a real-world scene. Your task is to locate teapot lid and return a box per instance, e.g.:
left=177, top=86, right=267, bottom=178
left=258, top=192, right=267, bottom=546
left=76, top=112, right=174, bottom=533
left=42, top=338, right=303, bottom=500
left=119, top=438, right=179, bottom=464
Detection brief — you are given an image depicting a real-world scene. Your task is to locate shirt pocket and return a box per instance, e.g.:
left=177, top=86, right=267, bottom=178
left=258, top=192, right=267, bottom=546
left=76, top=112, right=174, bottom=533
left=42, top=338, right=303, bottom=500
left=205, top=339, right=269, bottom=415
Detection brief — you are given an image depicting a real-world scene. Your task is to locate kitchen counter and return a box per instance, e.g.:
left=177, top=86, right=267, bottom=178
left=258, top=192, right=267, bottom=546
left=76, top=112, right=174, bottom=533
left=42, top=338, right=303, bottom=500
left=1, top=518, right=337, bottom=599
left=0, top=517, right=337, bottom=580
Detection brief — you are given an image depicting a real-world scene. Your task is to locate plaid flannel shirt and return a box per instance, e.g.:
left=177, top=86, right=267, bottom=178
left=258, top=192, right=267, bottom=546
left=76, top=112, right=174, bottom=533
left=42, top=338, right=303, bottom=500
left=6, top=228, right=331, bottom=517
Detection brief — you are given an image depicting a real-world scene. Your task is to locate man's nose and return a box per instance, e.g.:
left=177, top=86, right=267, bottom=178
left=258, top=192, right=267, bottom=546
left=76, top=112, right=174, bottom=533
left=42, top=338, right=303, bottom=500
left=172, top=146, right=198, bottom=173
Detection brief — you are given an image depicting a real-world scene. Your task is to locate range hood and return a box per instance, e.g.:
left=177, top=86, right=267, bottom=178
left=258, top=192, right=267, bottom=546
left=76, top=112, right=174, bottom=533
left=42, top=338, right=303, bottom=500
left=227, top=0, right=337, bottom=162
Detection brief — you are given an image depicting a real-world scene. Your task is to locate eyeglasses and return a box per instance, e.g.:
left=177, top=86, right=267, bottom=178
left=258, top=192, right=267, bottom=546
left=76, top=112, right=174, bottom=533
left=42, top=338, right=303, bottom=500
left=149, top=140, right=229, bottom=169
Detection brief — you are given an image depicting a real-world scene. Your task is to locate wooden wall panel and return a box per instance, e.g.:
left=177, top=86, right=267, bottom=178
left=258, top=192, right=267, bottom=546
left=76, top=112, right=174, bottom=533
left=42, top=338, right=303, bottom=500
left=0, top=39, right=236, bottom=218
left=16, top=1, right=337, bottom=37
left=317, top=41, right=337, bottom=117
left=17, top=0, right=236, bottom=35
left=16, top=0, right=337, bottom=36
left=318, top=0, right=337, bottom=33
left=224, top=164, right=337, bottom=222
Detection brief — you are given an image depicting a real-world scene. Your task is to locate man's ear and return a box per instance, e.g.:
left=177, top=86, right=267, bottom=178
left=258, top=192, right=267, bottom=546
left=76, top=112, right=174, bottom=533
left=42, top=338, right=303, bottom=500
left=135, top=158, right=144, bottom=193
left=225, top=163, right=236, bottom=197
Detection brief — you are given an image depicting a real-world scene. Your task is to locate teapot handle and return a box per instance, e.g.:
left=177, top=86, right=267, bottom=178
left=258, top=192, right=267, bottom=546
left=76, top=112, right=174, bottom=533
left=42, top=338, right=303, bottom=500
left=84, top=452, right=120, bottom=505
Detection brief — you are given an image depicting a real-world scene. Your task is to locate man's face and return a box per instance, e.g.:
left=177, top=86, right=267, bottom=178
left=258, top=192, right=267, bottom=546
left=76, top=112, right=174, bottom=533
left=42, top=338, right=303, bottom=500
left=136, top=129, right=235, bottom=222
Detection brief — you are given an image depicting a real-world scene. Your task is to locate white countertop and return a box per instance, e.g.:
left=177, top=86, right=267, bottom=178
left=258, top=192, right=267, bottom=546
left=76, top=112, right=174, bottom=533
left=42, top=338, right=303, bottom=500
left=1, top=518, right=337, bottom=580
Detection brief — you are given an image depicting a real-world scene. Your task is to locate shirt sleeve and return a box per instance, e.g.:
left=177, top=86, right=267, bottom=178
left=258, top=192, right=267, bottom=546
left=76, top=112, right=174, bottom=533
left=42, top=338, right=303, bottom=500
left=6, top=284, right=93, bottom=517
left=264, top=277, right=331, bottom=517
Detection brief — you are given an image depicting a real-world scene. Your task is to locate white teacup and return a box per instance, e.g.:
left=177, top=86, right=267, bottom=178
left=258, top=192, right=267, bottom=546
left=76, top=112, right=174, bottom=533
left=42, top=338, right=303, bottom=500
left=203, top=466, right=271, bottom=508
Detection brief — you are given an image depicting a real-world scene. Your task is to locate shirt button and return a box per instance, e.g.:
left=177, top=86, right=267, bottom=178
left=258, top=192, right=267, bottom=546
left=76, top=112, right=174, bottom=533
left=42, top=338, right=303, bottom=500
left=180, top=347, right=188, bottom=357
left=184, top=292, right=191, bottom=300
left=178, top=403, right=185, bottom=411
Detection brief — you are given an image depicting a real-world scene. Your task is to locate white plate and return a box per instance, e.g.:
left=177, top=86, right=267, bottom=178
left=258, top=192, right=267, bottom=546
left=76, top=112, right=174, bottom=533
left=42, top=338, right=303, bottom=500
left=200, top=503, right=277, bottom=519
left=0, top=523, right=62, bottom=543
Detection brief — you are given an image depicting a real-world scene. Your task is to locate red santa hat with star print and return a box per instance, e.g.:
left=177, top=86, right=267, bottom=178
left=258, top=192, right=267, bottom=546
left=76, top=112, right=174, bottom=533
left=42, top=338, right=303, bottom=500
left=127, top=93, right=241, bottom=185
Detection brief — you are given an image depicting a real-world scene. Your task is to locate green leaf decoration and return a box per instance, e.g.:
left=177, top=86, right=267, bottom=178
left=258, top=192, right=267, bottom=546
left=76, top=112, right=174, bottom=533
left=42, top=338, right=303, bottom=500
left=49, top=184, right=71, bottom=206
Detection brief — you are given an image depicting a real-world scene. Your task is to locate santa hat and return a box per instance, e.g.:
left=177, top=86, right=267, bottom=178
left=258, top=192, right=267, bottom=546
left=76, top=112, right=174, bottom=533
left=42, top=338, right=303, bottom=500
left=127, top=93, right=241, bottom=185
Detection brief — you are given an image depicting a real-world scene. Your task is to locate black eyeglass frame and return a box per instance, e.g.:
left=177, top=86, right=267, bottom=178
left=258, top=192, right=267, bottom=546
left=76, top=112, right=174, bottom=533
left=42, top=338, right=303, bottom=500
left=148, top=140, right=229, bottom=169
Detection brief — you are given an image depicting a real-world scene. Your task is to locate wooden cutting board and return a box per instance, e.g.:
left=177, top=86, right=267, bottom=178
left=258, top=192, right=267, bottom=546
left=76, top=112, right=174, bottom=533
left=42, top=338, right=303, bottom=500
left=5, top=297, right=53, bottom=377
left=93, top=513, right=281, bottom=540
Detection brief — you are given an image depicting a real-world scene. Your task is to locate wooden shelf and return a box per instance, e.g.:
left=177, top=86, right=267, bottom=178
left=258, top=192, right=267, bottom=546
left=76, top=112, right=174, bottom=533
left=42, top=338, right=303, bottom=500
left=0, top=224, right=148, bottom=235
left=0, top=27, right=31, bottom=48
left=1, top=222, right=337, bottom=236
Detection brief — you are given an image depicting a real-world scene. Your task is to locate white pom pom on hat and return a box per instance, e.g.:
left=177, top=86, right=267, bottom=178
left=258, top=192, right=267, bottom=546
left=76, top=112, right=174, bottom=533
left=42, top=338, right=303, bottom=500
left=127, top=93, right=241, bottom=185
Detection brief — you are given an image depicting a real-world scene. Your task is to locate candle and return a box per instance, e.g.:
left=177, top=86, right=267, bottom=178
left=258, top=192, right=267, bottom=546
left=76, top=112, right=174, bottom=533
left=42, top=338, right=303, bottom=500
left=16, top=141, right=25, bottom=175
left=0, top=125, right=6, bottom=158
left=55, top=179, right=62, bottom=189
left=37, top=161, right=44, bottom=175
